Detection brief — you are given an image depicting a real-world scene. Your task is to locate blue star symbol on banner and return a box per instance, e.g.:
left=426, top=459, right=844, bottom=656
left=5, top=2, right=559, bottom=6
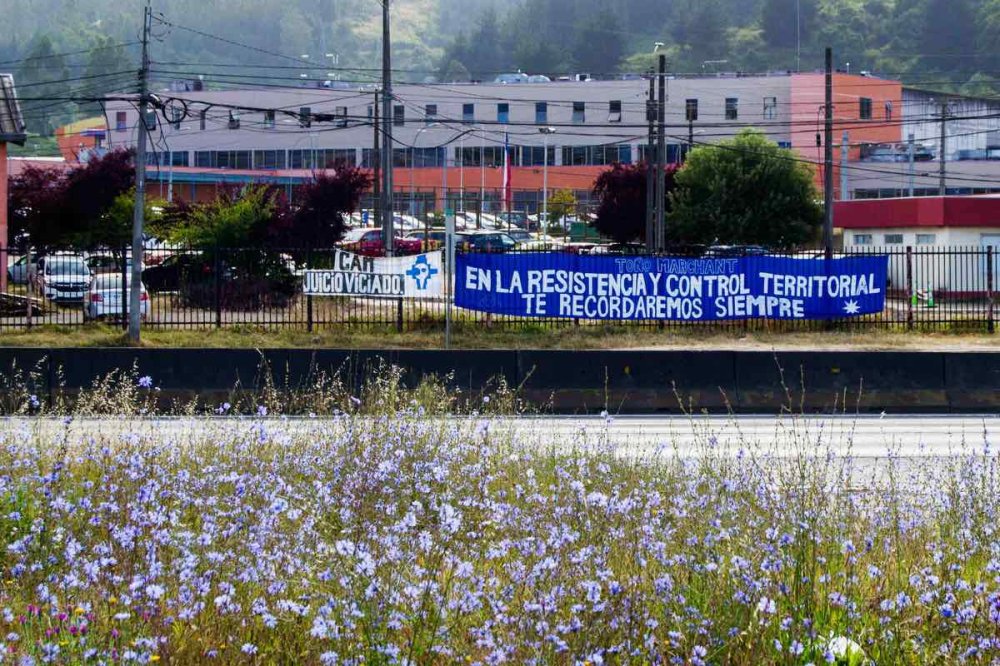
left=405, top=255, right=439, bottom=290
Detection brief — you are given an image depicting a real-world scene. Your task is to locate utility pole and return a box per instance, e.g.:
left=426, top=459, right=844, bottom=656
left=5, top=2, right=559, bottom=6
left=645, top=72, right=655, bottom=248
left=907, top=132, right=916, bottom=197
left=840, top=130, right=849, bottom=201
left=129, top=2, right=151, bottom=343
left=380, top=0, right=394, bottom=256
left=372, top=91, right=380, bottom=224
left=654, top=54, right=667, bottom=251
left=939, top=101, right=949, bottom=196
left=823, top=47, right=834, bottom=261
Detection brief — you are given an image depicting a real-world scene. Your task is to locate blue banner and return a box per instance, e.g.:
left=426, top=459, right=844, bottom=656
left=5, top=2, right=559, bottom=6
left=455, top=252, right=888, bottom=321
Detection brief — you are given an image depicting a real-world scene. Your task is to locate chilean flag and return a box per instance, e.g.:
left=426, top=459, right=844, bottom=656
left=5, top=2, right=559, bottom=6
left=501, top=131, right=512, bottom=213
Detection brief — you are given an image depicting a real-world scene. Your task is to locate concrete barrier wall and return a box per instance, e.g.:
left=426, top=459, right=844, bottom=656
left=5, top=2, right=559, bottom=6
left=0, top=347, right=995, bottom=413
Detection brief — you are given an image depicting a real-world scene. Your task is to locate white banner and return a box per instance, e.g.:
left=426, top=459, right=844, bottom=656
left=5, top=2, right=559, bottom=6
left=303, top=250, right=444, bottom=298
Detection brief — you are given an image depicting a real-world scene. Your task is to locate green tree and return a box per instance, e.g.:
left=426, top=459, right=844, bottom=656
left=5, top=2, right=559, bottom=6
left=572, top=10, right=625, bottom=76
left=920, top=0, right=978, bottom=76
left=547, top=189, right=577, bottom=230
left=166, top=185, right=285, bottom=248
left=668, top=130, right=822, bottom=249
left=761, top=0, right=816, bottom=50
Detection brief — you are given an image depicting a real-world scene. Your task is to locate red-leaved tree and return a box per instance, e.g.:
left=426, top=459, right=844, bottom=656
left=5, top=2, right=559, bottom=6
left=278, top=167, right=372, bottom=248
left=591, top=162, right=678, bottom=244
left=7, top=148, right=135, bottom=249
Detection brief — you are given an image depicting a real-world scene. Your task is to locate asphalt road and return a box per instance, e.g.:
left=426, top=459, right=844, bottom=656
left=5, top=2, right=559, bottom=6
left=6, top=414, right=999, bottom=461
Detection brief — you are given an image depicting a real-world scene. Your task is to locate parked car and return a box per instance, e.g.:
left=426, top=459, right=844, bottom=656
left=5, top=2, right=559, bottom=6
left=505, top=229, right=560, bottom=251
left=141, top=253, right=212, bottom=292
left=586, top=243, right=648, bottom=256
left=34, top=253, right=92, bottom=302
left=405, top=229, right=448, bottom=251
left=84, top=274, right=149, bottom=322
left=85, top=252, right=134, bottom=275
left=7, top=253, right=39, bottom=285
left=456, top=231, right=520, bottom=253
left=704, top=244, right=769, bottom=257
left=338, top=228, right=423, bottom=257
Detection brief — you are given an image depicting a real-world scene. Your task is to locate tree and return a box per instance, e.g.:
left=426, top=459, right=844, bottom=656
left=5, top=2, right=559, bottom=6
left=547, top=189, right=577, bottom=230
left=761, top=0, right=816, bottom=50
left=7, top=148, right=135, bottom=249
left=279, top=167, right=372, bottom=250
left=591, top=162, right=678, bottom=244
left=920, top=0, right=978, bottom=76
left=668, top=130, right=822, bottom=249
left=165, top=184, right=287, bottom=248
left=572, top=10, right=625, bottom=75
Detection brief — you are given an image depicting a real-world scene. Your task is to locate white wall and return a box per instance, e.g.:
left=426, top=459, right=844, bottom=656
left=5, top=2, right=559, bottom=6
left=843, top=226, right=1000, bottom=293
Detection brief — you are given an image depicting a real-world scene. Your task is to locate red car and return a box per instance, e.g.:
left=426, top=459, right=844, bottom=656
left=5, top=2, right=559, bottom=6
left=338, top=228, right=423, bottom=257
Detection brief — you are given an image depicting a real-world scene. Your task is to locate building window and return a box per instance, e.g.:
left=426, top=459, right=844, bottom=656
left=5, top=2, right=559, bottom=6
left=497, top=103, right=509, bottom=124
left=115, top=111, right=127, bottom=131
left=763, top=97, right=777, bottom=120
left=884, top=100, right=893, bottom=121
left=290, top=149, right=358, bottom=170
left=535, top=102, right=547, bottom=124
left=685, top=99, right=698, bottom=122
left=853, top=234, right=873, bottom=245
left=299, top=107, right=311, bottom=128
left=609, top=100, right=622, bottom=123
left=916, top=233, right=936, bottom=245
left=572, top=101, right=585, bottom=124
left=264, top=110, right=275, bottom=129
left=462, top=103, right=474, bottom=123
left=884, top=233, right=904, bottom=244
left=194, top=150, right=251, bottom=169
left=228, top=110, right=240, bottom=130
left=725, top=98, right=738, bottom=120
left=199, top=109, right=207, bottom=131
left=561, top=144, right=631, bottom=166
left=860, top=97, right=873, bottom=120
left=253, top=150, right=286, bottom=170
left=393, top=105, right=405, bottom=126
left=519, top=145, right=554, bottom=166
left=336, top=106, right=348, bottom=128
left=424, top=104, right=437, bottom=124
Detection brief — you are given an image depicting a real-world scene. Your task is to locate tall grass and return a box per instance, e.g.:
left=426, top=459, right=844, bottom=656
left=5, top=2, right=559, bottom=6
left=0, top=371, right=997, bottom=664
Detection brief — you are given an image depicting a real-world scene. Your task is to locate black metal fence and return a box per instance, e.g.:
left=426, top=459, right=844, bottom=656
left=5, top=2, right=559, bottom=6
left=1, top=244, right=996, bottom=333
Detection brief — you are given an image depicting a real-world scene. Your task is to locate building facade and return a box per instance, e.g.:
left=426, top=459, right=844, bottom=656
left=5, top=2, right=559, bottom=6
left=104, top=72, right=907, bottom=208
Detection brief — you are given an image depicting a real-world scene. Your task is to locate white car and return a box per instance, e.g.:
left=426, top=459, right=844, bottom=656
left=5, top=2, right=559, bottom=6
left=84, top=274, right=149, bottom=321
left=7, top=253, right=38, bottom=285
left=35, top=254, right=92, bottom=302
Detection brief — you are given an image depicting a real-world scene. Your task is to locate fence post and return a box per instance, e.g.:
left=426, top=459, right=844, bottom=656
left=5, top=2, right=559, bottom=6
left=121, top=246, right=129, bottom=331
left=214, top=245, right=222, bottom=329
left=905, top=245, right=914, bottom=331
left=988, top=245, right=995, bottom=334
left=25, top=246, right=33, bottom=330
left=306, top=245, right=314, bottom=333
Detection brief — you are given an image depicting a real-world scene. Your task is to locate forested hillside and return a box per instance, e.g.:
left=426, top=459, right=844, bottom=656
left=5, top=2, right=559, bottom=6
left=439, top=0, right=998, bottom=90
left=2, top=0, right=997, bottom=138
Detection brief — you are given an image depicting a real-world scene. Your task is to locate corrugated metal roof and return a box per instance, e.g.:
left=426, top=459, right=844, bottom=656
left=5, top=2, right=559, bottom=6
left=0, top=74, right=26, bottom=145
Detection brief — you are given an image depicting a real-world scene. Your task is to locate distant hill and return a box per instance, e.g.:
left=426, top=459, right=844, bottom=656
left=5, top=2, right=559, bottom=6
left=3, top=0, right=998, bottom=139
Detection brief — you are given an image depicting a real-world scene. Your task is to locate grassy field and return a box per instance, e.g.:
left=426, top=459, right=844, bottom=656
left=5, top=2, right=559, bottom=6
left=1, top=322, right=999, bottom=350
left=0, top=374, right=996, bottom=664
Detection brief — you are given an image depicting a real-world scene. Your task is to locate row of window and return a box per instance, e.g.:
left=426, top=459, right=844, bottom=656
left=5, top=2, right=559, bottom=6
left=114, top=93, right=893, bottom=133
left=158, top=140, right=799, bottom=171
left=853, top=233, right=936, bottom=245
left=178, top=145, right=630, bottom=171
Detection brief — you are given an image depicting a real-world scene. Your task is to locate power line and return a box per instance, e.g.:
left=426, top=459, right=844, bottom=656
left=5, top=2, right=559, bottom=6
left=0, top=42, right=140, bottom=67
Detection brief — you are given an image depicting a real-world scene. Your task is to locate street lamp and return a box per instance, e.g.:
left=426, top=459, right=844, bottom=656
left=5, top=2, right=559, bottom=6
left=412, top=124, right=439, bottom=219
left=538, top=127, right=556, bottom=236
